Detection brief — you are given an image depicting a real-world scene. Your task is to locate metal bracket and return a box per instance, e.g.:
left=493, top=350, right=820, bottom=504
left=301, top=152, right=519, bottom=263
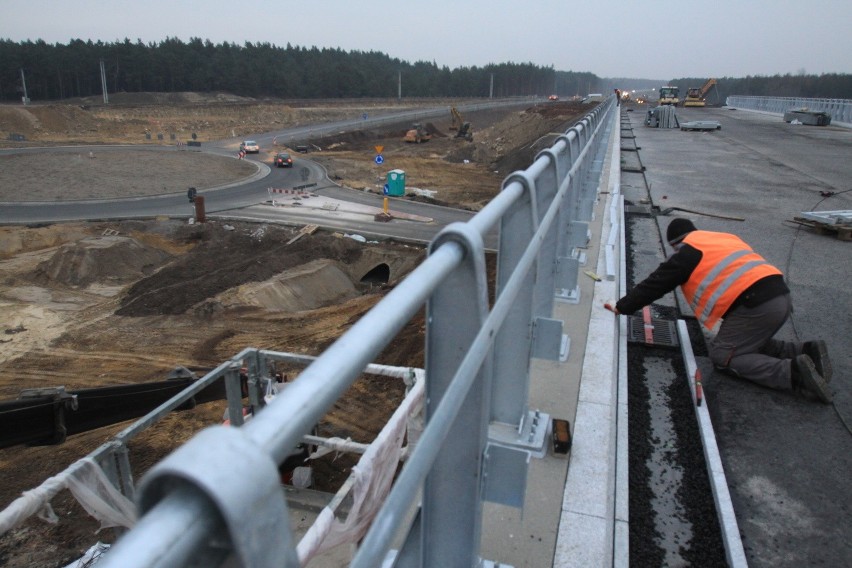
left=488, top=409, right=551, bottom=461
left=482, top=441, right=531, bottom=508
left=532, top=317, right=569, bottom=362
left=138, top=426, right=298, bottom=567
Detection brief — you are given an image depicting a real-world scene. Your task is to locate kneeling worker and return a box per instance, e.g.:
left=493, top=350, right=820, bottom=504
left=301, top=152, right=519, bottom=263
left=606, top=218, right=833, bottom=403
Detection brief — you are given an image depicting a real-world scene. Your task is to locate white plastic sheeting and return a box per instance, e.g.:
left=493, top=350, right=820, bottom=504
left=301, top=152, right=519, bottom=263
left=0, top=457, right=136, bottom=536
left=62, top=541, right=110, bottom=567
left=0, top=361, right=423, bottom=567
left=296, top=367, right=425, bottom=566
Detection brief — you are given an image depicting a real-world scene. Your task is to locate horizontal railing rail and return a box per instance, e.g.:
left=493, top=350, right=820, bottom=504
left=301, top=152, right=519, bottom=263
left=726, top=95, right=852, bottom=125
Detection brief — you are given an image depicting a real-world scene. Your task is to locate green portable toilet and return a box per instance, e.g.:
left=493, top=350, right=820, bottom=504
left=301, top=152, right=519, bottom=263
left=386, top=169, right=406, bottom=196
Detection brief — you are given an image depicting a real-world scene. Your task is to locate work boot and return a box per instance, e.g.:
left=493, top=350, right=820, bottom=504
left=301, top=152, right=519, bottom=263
left=803, top=340, right=832, bottom=383
left=791, top=354, right=832, bottom=404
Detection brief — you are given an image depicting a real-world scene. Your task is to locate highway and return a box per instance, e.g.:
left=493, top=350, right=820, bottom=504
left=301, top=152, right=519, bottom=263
left=617, top=103, right=851, bottom=567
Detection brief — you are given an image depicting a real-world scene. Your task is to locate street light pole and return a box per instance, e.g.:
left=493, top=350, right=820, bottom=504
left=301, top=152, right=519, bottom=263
left=20, top=68, right=29, bottom=105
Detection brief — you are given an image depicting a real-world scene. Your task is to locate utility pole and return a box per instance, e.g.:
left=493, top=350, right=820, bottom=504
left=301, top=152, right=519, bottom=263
left=398, top=70, right=401, bottom=100
left=100, top=59, right=109, bottom=104
left=489, top=73, right=494, bottom=99
left=20, top=68, right=29, bottom=105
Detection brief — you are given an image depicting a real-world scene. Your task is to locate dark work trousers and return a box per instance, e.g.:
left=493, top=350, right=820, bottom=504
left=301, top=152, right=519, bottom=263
left=709, top=293, right=801, bottom=390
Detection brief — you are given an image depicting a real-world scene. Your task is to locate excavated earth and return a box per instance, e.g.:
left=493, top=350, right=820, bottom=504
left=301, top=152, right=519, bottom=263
left=0, top=93, right=591, bottom=567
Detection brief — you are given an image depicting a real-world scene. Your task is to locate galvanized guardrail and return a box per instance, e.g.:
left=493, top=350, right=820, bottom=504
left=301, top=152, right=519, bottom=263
left=87, top=96, right=616, bottom=567
left=725, top=95, right=852, bottom=125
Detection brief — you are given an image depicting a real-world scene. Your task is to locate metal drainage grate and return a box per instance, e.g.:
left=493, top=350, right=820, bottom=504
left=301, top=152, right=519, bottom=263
left=627, top=315, right=680, bottom=348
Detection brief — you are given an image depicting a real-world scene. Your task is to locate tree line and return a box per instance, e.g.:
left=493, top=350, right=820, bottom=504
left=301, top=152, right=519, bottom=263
left=2, top=38, right=848, bottom=103
left=0, top=38, right=594, bottom=102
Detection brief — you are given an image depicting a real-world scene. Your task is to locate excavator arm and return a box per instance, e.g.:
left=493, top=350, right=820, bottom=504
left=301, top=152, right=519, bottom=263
left=699, top=78, right=717, bottom=98
left=450, top=107, right=463, bottom=131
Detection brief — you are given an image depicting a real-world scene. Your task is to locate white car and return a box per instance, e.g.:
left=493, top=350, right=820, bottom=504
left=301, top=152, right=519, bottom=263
left=239, top=140, right=259, bottom=153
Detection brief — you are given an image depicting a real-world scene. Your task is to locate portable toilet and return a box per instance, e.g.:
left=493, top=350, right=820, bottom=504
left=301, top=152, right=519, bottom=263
left=386, top=169, right=406, bottom=196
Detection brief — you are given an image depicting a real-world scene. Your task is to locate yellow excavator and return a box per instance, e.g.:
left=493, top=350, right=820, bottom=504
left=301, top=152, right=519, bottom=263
left=449, top=107, right=473, bottom=141
left=683, top=79, right=718, bottom=107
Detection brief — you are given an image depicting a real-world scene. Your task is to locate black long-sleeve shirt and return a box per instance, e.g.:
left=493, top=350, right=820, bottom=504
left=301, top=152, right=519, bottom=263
left=615, top=243, right=789, bottom=317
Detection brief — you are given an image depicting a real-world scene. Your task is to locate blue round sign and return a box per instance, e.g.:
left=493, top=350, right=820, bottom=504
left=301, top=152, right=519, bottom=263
left=375, top=155, right=384, bottom=165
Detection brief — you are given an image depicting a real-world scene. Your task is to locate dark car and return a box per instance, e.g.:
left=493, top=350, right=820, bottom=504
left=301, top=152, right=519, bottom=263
left=273, top=152, right=293, bottom=168
left=295, top=145, right=309, bottom=154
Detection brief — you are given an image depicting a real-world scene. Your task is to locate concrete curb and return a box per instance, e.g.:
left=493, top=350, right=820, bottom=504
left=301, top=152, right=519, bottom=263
left=554, top=106, right=623, bottom=567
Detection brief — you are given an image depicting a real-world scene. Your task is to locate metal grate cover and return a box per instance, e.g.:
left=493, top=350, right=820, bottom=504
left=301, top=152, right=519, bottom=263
left=626, top=315, right=680, bottom=348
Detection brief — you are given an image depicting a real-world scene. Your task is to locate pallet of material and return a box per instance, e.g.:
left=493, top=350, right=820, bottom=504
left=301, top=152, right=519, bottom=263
left=783, top=109, right=832, bottom=126
left=680, top=121, right=722, bottom=131
left=791, top=210, right=851, bottom=241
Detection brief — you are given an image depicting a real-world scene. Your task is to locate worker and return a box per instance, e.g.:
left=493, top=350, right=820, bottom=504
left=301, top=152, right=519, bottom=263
left=606, top=218, right=832, bottom=403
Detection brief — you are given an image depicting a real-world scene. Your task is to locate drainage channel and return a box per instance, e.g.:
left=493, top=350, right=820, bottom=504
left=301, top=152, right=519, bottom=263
left=623, top=213, right=729, bottom=567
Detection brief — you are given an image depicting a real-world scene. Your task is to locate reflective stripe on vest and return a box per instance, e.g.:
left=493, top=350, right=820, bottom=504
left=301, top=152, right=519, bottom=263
left=681, top=231, right=781, bottom=329
left=693, top=258, right=769, bottom=322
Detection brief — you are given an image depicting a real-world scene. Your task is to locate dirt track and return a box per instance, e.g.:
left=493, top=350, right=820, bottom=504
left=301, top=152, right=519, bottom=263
left=0, top=95, right=590, bottom=567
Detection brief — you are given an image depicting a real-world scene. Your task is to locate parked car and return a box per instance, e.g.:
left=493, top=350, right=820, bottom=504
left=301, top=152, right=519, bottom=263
left=273, top=152, right=293, bottom=168
left=239, top=140, right=259, bottom=153
left=295, top=145, right=309, bottom=154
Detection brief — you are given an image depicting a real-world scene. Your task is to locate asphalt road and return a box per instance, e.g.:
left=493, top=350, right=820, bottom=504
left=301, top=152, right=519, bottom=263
left=623, top=104, right=852, bottom=568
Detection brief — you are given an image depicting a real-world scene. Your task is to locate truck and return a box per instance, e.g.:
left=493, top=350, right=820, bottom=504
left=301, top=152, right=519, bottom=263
left=683, top=79, right=717, bottom=107
left=658, top=86, right=680, bottom=106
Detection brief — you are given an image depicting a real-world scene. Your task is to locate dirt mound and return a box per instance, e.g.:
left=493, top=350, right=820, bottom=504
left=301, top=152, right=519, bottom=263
left=114, top=223, right=424, bottom=317
left=31, top=236, right=173, bottom=288
left=0, top=225, right=94, bottom=258
left=209, top=258, right=359, bottom=312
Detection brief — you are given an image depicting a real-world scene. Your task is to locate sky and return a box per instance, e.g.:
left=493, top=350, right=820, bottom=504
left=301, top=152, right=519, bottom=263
left=3, top=0, right=851, bottom=81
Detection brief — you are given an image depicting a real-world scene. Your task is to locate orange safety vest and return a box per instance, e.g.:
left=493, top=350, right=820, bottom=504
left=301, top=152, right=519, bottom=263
left=680, top=231, right=782, bottom=329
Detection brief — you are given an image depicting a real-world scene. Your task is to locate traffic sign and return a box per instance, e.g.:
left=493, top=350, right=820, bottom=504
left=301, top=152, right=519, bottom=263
left=375, top=145, right=384, bottom=154
left=375, top=155, right=384, bottom=165
left=383, top=184, right=389, bottom=195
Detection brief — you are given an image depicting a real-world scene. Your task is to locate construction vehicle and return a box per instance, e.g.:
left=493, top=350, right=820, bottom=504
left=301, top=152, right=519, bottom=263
left=683, top=78, right=718, bottom=107
left=450, top=107, right=473, bottom=141
left=450, top=107, right=463, bottom=130
left=658, top=86, right=680, bottom=106
left=404, top=123, right=431, bottom=144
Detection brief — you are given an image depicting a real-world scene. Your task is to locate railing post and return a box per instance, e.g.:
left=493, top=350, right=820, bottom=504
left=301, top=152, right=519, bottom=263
left=224, top=362, right=245, bottom=426
left=491, top=172, right=538, bottom=427
left=422, top=223, right=491, bottom=567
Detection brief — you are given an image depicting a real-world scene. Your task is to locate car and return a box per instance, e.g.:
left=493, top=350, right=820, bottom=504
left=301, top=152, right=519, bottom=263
left=273, top=152, right=293, bottom=168
left=295, top=145, right=309, bottom=154
left=548, top=95, right=559, bottom=101
left=239, top=140, right=259, bottom=154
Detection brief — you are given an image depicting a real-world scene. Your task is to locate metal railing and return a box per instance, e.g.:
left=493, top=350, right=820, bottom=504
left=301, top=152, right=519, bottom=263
left=725, top=95, right=852, bottom=125
left=93, top=96, right=616, bottom=567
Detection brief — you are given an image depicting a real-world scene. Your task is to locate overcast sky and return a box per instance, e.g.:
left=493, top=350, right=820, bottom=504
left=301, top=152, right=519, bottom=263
left=4, top=0, right=851, bottom=81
